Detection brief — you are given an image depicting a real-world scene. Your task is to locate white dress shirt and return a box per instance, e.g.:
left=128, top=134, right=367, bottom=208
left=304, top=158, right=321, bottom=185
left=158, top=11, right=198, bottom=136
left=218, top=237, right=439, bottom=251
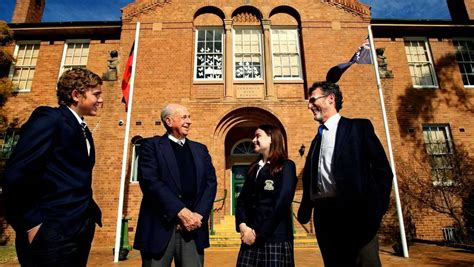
left=316, top=113, right=341, bottom=198
left=168, top=134, right=186, bottom=146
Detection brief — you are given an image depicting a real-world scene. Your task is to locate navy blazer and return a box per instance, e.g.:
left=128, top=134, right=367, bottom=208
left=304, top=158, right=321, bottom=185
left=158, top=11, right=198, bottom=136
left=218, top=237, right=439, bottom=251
left=236, top=160, right=297, bottom=243
left=2, top=105, right=102, bottom=236
left=297, top=117, right=393, bottom=238
left=133, top=135, right=217, bottom=254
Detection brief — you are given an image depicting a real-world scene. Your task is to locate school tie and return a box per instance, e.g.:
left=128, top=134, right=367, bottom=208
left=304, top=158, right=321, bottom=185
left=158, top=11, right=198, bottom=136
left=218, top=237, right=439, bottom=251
left=81, top=122, right=91, bottom=156
left=81, top=122, right=87, bottom=139
left=310, top=124, right=325, bottom=199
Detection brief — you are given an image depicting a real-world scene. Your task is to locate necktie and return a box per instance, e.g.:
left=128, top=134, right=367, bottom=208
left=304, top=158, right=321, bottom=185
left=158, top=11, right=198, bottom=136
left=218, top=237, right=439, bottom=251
left=81, top=122, right=87, bottom=139
left=311, top=124, right=325, bottom=198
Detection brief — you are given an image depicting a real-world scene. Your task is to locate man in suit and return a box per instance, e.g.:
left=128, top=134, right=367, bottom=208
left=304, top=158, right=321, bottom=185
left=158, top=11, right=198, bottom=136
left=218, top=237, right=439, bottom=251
left=2, top=68, right=103, bottom=266
left=134, top=103, right=217, bottom=267
left=297, top=81, right=393, bottom=266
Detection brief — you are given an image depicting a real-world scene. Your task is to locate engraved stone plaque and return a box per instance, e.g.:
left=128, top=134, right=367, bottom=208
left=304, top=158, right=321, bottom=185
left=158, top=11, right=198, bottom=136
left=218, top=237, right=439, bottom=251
left=236, top=85, right=263, bottom=99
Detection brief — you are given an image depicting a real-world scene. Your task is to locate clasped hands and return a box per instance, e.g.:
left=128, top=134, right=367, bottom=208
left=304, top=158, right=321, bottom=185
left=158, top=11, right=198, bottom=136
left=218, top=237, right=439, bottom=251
left=177, top=208, right=203, bottom=232
left=239, top=223, right=256, bottom=245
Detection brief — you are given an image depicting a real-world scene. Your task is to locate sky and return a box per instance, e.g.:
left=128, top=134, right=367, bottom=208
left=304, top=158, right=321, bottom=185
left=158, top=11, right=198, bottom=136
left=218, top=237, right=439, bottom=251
left=0, top=0, right=451, bottom=23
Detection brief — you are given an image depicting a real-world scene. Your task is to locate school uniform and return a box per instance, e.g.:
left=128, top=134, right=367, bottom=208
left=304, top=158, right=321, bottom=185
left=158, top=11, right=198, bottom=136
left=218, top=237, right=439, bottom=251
left=235, top=159, right=297, bottom=267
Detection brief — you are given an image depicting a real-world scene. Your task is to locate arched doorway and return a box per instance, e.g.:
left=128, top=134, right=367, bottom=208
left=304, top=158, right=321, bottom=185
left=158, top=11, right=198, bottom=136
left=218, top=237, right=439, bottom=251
left=215, top=107, right=286, bottom=215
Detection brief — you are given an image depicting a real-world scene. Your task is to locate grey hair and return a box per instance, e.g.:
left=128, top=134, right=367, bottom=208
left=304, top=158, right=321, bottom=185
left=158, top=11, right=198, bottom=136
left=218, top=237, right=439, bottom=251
left=160, top=103, right=181, bottom=130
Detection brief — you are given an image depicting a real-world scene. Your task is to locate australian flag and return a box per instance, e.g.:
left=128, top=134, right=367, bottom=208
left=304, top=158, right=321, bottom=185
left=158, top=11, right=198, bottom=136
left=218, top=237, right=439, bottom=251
left=326, top=38, right=372, bottom=83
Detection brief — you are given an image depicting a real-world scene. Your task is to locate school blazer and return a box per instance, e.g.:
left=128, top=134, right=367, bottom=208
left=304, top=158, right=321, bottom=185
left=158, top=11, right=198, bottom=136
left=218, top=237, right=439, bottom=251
left=235, top=159, right=297, bottom=243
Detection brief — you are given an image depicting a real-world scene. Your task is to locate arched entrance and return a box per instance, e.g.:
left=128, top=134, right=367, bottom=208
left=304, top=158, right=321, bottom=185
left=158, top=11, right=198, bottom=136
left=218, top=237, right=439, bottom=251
left=214, top=107, right=287, bottom=215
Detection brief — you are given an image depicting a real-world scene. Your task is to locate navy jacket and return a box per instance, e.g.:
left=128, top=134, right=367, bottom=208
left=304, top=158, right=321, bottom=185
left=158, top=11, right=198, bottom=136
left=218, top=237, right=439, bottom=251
left=298, top=117, right=393, bottom=239
left=133, top=135, right=217, bottom=254
left=2, top=105, right=102, bottom=236
left=236, top=160, right=297, bottom=243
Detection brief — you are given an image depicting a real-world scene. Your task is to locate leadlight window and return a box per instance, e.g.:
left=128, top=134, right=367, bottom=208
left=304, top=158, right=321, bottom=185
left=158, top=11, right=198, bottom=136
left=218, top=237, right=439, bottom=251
left=234, top=28, right=263, bottom=80
left=195, top=28, right=224, bottom=80
left=271, top=29, right=302, bottom=79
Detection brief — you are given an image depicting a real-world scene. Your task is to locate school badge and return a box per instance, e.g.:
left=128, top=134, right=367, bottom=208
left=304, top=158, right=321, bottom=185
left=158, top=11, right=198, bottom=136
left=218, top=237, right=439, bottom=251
left=264, top=180, right=274, bottom=191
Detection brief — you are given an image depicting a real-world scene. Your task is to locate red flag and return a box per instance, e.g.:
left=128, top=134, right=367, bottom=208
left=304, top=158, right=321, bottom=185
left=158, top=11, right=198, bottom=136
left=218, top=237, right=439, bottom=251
left=121, top=42, right=134, bottom=110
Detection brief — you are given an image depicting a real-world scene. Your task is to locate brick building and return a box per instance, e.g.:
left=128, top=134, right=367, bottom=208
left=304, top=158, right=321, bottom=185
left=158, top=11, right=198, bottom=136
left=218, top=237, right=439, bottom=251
left=1, top=0, right=473, bottom=248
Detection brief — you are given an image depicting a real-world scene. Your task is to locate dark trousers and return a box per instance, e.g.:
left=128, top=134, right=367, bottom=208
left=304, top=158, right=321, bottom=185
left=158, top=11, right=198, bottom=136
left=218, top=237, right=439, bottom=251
left=15, top=219, right=96, bottom=267
left=313, top=197, right=381, bottom=267
left=141, top=230, right=204, bottom=267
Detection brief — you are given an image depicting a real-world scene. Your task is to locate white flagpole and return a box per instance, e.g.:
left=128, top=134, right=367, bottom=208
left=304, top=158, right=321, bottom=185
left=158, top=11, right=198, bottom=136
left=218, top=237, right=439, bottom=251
left=367, top=25, right=409, bottom=258
left=114, top=21, right=140, bottom=263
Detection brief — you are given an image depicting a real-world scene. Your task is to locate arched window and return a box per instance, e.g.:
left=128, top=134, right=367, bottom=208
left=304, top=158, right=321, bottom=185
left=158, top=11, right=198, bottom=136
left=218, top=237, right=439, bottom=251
left=231, top=139, right=257, bottom=156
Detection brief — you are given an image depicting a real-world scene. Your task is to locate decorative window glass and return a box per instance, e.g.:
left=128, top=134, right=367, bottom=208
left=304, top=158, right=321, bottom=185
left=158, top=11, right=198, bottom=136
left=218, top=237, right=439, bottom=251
left=130, top=142, right=140, bottom=183
left=195, top=28, right=224, bottom=80
left=0, top=128, right=20, bottom=159
left=453, top=39, right=474, bottom=87
left=404, top=39, right=438, bottom=88
left=422, top=124, right=455, bottom=185
left=231, top=140, right=258, bottom=156
left=234, top=28, right=263, bottom=80
left=9, top=42, right=40, bottom=92
left=271, top=29, right=302, bottom=79
left=59, top=40, right=90, bottom=77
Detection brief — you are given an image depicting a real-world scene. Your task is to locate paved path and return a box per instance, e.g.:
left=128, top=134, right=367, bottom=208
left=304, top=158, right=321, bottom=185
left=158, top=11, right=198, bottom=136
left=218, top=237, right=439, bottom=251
left=1, top=243, right=473, bottom=266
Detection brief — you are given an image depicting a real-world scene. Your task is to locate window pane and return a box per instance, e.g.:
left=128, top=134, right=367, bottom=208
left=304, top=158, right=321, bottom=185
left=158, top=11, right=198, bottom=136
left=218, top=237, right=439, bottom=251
left=454, top=39, right=474, bottom=86
left=11, top=43, right=40, bottom=91
left=404, top=39, right=437, bottom=87
left=194, top=29, right=224, bottom=80
left=234, top=28, right=263, bottom=80
left=271, top=29, right=302, bottom=79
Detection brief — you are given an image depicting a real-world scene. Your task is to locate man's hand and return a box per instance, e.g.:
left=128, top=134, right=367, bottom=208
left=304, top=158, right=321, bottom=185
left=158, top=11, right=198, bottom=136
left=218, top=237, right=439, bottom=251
left=239, top=223, right=256, bottom=245
left=27, top=224, right=42, bottom=244
left=177, top=208, right=202, bottom=231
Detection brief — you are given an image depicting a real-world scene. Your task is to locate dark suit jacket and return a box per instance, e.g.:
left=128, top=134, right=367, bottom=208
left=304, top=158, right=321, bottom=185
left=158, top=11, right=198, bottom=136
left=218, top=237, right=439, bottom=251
left=133, top=135, right=217, bottom=254
left=2, top=105, right=102, bottom=236
left=297, top=117, right=393, bottom=238
left=236, top=160, right=297, bottom=243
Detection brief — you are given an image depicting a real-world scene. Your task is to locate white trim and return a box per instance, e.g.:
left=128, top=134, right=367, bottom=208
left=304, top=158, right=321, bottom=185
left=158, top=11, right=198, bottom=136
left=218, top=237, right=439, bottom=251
left=58, top=39, right=91, bottom=79
left=452, top=38, right=474, bottom=87
left=231, top=138, right=257, bottom=156
left=270, top=28, right=303, bottom=81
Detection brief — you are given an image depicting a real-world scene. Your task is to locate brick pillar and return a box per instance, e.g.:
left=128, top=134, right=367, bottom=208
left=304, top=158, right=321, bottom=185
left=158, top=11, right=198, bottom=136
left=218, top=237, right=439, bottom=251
left=447, top=0, right=474, bottom=23
left=262, top=19, right=275, bottom=100
left=224, top=19, right=234, bottom=99
left=11, top=0, right=45, bottom=23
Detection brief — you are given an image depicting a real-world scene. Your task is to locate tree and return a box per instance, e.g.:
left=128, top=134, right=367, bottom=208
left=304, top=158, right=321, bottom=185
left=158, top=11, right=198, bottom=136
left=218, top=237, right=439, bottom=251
left=0, top=20, right=14, bottom=127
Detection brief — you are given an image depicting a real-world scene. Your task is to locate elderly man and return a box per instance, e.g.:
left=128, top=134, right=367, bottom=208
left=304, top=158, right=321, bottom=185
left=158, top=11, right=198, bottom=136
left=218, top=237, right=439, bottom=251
left=298, top=81, right=393, bottom=266
left=134, top=103, right=217, bottom=267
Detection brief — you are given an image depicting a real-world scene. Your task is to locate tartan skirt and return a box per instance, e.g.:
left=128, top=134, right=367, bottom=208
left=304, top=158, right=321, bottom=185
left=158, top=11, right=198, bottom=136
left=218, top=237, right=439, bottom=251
left=236, top=241, right=295, bottom=267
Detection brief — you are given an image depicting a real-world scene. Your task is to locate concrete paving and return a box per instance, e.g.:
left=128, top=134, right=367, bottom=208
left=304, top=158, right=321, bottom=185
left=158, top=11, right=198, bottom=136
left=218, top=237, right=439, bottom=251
left=1, top=243, right=473, bottom=266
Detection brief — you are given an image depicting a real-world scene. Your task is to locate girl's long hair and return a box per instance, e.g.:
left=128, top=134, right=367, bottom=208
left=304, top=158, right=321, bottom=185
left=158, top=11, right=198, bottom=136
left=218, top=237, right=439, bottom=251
left=247, top=124, right=288, bottom=177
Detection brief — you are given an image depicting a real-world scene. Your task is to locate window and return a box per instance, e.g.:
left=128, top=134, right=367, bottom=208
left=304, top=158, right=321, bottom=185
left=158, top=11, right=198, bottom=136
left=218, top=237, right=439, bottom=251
left=231, top=139, right=257, bottom=156
left=129, top=142, right=140, bottom=183
left=59, top=40, right=90, bottom=77
left=0, top=128, right=20, bottom=159
left=234, top=28, right=263, bottom=80
left=404, top=39, right=438, bottom=88
left=9, top=42, right=40, bottom=92
left=453, top=39, right=474, bottom=87
left=422, top=125, right=455, bottom=185
left=195, top=28, right=224, bottom=81
left=271, top=29, right=302, bottom=80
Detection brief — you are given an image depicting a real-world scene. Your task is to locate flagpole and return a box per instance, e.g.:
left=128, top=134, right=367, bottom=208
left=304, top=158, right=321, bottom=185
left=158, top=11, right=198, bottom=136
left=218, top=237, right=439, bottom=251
left=367, top=25, right=409, bottom=258
left=114, top=21, right=140, bottom=263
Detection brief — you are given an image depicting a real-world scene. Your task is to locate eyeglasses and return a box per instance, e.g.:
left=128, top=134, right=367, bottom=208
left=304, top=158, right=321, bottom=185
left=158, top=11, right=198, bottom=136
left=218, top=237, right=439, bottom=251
left=308, top=94, right=328, bottom=104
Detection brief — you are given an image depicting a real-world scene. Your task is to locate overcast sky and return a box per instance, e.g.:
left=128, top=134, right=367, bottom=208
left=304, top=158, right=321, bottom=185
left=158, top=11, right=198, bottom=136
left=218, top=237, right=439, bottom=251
left=0, top=0, right=451, bottom=22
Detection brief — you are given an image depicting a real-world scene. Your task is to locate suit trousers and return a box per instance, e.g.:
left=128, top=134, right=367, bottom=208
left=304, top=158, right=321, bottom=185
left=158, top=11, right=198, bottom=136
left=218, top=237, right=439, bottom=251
left=15, top=218, right=96, bottom=267
left=141, top=230, right=204, bottom=267
left=313, top=197, right=381, bottom=267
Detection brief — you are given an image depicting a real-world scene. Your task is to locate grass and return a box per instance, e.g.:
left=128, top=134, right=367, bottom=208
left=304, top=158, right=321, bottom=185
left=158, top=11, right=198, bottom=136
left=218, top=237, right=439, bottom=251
left=0, top=246, right=16, bottom=263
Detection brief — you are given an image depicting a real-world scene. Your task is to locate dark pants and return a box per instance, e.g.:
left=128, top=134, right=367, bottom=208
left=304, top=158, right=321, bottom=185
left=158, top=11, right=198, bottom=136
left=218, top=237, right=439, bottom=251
left=141, top=230, right=204, bottom=267
left=313, top=197, right=381, bottom=267
left=15, top=219, right=96, bottom=267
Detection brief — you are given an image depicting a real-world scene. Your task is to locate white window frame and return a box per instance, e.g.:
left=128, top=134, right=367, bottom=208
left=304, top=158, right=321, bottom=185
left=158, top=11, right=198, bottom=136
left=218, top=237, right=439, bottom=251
left=453, top=38, right=474, bottom=88
left=404, top=37, right=438, bottom=88
left=270, top=28, right=302, bottom=80
left=58, top=39, right=90, bottom=78
left=233, top=27, right=264, bottom=80
left=129, top=142, right=140, bottom=183
left=194, top=27, right=224, bottom=81
left=231, top=139, right=258, bottom=156
left=422, top=124, right=455, bottom=186
left=8, top=41, right=40, bottom=92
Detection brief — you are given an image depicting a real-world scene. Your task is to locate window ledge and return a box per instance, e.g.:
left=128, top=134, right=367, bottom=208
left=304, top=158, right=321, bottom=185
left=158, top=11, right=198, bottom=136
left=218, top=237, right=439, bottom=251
left=274, top=79, right=304, bottom=84
left=234, top=80, right=264, bottom=84
left=413, top=86, right=439, bottom=89
left=193, top=80, right=224, bottom=85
